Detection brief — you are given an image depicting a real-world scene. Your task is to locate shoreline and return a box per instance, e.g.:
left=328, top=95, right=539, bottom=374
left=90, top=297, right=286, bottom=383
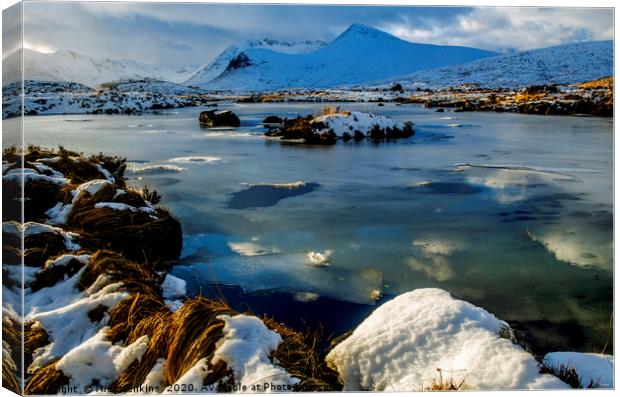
left=2, top=146, right=614, bottom=392
left=2, top=77, right=613, bottom=120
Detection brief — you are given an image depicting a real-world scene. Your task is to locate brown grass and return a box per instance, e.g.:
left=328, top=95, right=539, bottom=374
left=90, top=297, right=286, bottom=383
left=2, top=356, right=21, bottom=394
left=163, top=298, right=235, bottom=385
left=320, top=106, right=349, bottom=116
left=539, top=362, right=599, bottom=388
left=24, top=322, right=50, bottom=374
left=264, top=318, right=342, bottom=391
left=109, top=309, right=172, bottom=392
left=67, top=188, right=182, bottom=263
left=424, top=369, right=466, bottom=391
left=2, top=313, right=21, bottom=394
left=24, top=359, right=70, bottom=395
left=77, top=250, right=156, bottom=291
left=577, top=76, right=613, bottom=90
left=23, top=230, right=73, bottom=268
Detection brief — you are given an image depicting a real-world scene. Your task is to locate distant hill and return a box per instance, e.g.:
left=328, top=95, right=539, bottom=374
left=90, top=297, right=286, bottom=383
left=2, top=48, right=199, bottom=86
left=387, top=41, right=613, bottom=89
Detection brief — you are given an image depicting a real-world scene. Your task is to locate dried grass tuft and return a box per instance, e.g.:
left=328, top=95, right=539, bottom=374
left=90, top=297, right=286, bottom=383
left=24, top=322, right=50, bottom=374
left=67, top=194, right=182, bottom=263
left=264, top=318, right=342, bottom=391
left=77, top=250, right=156, bottom=291
left=163, top=298, right=235, bottom=386
left=24, top=359, right=70, bottom=395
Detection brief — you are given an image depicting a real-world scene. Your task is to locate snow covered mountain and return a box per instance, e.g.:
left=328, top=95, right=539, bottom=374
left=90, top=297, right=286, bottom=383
left=184, top=38, right=327, bottom=87
left=4, top=49, right=200, bottom=86
left=389, top=40, right=613, bottom=89
left=197, top=24, right=499, bottom=91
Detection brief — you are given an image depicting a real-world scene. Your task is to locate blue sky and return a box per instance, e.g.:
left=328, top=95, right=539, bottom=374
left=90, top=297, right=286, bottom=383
left=18, top=2, right=614, bottom=66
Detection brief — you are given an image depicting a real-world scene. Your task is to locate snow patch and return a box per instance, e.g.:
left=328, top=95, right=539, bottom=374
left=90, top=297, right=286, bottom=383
left=29, top=273, right=129, bottom=370
left=94, top=202, right=156, bottom=214
left=56, top=328, right=148, bottom=391
left=168, top=156, right=222, bottom=164
left=24, top=222, right=81, bottom=250
left=306, top=250, right=332, bottom=266
left=543, top=352, right=613, bottom=388
left=212, top=314, right=298, bottom=389
left=161, top=275, right=187, bottom=299
left=3, top=167, right=69, bottom=185
left=311, top=111, right=408, bottom=138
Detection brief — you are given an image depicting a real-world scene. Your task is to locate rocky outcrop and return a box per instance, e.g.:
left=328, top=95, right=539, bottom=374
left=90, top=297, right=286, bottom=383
left=198, top=109, right=241, bottom=127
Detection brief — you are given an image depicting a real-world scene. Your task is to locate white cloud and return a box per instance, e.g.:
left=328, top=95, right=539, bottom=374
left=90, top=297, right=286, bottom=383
left=380, top=7, right=613, bottom=52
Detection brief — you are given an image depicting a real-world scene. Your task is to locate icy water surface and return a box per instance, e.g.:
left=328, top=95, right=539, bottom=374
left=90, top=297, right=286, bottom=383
left=20, top=102, right=613, bottom=355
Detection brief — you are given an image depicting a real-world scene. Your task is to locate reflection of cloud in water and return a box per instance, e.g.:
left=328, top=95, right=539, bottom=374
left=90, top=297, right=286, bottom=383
left=532, top=225, right=612, bottom=269
left=228, top=241, right=280, bottom=256
left=407, top=256, right=455, bottom=282
left=412, top=239, right=461, bottom=256
left=460, top=165, right=576, bottom=204
left=183, top=233, right=382, bottom=304
left=407, top=239, right=463, bottom=282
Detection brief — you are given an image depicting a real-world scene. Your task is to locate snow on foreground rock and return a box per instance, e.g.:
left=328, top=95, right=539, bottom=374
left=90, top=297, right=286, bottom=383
left=326, top=288, right=567, bottom=391
left=543, top=352, right=614, bottom=388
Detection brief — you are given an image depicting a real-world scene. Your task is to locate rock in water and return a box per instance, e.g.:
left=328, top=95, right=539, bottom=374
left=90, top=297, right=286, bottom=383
left=199, top=109, right=241, bottom=127
left=263, top=115, right=283, bottom=124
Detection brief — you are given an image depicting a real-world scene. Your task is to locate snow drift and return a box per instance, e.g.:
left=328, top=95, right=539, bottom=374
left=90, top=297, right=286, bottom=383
left=326, top=288, right=569, bottom=391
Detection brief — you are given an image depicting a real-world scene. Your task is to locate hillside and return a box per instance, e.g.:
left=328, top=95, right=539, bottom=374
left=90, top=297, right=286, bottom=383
left=184, top=38, right=327, bottom=87
left=2, top=49, right=199, bottom=86
left=199, top=24, right=498, bottom=91
left=388, top=40, right=613, bottom=89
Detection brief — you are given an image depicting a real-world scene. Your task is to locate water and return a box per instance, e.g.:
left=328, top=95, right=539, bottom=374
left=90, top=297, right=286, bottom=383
left=17, top=102, right=613, bottom=355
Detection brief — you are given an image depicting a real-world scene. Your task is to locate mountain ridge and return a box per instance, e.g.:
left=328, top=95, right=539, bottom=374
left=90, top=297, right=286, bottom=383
left=198, top=23, right=499, bottom=91
left=385, top=40, right=614, bottom=89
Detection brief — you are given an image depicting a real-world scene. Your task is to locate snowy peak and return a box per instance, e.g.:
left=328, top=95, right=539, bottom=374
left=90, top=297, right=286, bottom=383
left=333, top=23, right=399, bottom=43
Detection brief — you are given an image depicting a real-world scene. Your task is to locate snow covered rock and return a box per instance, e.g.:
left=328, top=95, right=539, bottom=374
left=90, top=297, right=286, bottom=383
left=326, top=288, right=567, bottom=391
left=267, top=111, right=413, bottom=145
left=543, top=352, right=614, bottom=388
left=311, top=111, right=414, bottom=141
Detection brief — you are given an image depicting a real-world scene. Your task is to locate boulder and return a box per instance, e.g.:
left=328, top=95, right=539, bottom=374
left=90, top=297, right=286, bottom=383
left=199, top=109, right=241, bottom=127
left=263, top=115, right=283, bottom=124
